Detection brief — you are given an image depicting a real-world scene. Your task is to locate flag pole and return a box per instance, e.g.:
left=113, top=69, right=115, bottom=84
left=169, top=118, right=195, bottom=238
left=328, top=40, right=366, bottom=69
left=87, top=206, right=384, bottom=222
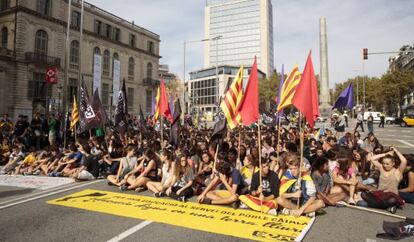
left=160, top=117, right=164, bottom=149
left=276, top=114, right=282, bottom=167
left=297, top=112, right=304, bottom=209
left=213, top=143, right=220, bottom=173
left=257, top=118, right=263, bottom=213
left=237, top=128, right=241, bottom=170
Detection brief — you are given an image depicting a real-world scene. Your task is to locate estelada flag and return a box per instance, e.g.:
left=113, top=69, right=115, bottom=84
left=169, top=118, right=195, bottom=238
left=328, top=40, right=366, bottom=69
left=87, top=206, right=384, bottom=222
left=45, top=67, right=58, bottom=84
left=220, top=65, right=243, bottom=129
left=238, top=57, right=259, bottom=126
left=70, top=96, right=79, bottom=131
left=277, top=65, right=301, bottom=112
left=292, top=51, right=320, bottom=128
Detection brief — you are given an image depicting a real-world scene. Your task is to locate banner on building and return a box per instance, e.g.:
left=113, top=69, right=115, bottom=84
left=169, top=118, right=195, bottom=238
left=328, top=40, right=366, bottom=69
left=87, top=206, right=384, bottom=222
left=92, top=54, right=102, bottom=96
left=112, top=59, right=121, bottom=105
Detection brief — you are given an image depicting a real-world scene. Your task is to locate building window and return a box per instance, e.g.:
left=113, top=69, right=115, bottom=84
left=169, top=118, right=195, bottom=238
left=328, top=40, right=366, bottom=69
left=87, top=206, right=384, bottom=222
left=102, top=83, right=109, bottom=107
left=127, top=87, right=134, bottom=109
left=103, top=50, right=110, bottom=76
left=146, top=63, right=153, bottom=79
left=70, top=40, right=79, bottom=69
left=28, top=72, right=52, bottom=102
left=0, top=0, right=10, bottom=11
left=94, top=20, right=102, bottom=35
left=1, top=27, right=7, bottom=48
left=68, top=78, right=78, bottom=101
left=128, top=57, right=134, bottom=78
left=105, top=24, right=112, bottom=39
left=113, top=28, right=120, bottom=41
left=71, top=10, right=81, bottom=28
left=146, top=90, right=152, bottom=114
left=129, top=34, right=136, bottom=47
left=93, top=47, right=100, bottom=55
left=148, top=41, right=154, bottom=53
left=34, top=30, right=48, bottom=55
left=37, top=0, right=51, bottom=16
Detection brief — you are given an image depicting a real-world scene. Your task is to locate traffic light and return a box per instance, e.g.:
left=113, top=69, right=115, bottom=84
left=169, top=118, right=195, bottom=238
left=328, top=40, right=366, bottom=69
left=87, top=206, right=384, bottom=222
left=363, top=48, right=368, bottom=60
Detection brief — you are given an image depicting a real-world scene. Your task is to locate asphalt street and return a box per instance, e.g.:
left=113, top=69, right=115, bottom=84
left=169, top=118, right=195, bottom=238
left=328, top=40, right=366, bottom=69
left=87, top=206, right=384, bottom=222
left=0, top=123, right=413, bottom=242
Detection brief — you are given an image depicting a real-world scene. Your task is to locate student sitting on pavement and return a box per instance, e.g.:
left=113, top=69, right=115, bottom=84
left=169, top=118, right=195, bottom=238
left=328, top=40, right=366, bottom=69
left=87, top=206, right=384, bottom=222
left=166, top=154, right=194, bottom=202
left=277, top=155, right=325, bottom=217
left=239, top=161, right=279, bottom=215
left=15, top=147, right=37, bottom=175
left=0, top=143, right=25, bottom=175
left=197, top=154, right=245, bottom=208
left=147, top=149, right=175, bottom=197
left=119, top=148, right=158, bottom=192
left=107, top=145, right=138, bottom=186
left=311, top=156, right=346, bottom=206
left=362, top=147, right=407, bottom=213
left=49, top=143, right=82, bottom=177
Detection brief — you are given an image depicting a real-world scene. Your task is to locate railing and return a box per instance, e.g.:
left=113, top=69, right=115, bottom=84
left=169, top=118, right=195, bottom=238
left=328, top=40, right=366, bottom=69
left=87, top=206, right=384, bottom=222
left=142, top=78, right=160, bottom=87
left=0, top=47, right=15, bottom=58
left=25, top=52, right=61, bottom=67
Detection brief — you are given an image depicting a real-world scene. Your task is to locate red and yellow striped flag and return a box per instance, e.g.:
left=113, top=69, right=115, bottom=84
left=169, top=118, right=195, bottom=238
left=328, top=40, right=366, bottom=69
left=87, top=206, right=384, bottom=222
left=153, top=87, right=161, bottom=122
left=220, top=65, right=244, bottom=129
left=277, top=65, right=301, bottom=112
left=70, top=96, right=79, bottom=131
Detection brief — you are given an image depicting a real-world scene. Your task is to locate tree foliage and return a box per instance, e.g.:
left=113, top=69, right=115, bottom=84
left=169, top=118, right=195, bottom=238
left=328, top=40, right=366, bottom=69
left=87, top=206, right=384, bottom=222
left=332, top=70, right=414, bottom=115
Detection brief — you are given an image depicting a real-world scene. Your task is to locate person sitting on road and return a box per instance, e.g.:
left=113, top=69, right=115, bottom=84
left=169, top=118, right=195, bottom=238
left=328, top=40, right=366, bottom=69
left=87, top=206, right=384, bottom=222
left=323, top=136, right=336, bottom=152
left=147, top=149, right=175, bottom=197
left=72, top=145, right=100, bottom=181
left=0, top=143, right=25, bottom=175
left=197, top=156, right=245, bottom=208
left=311, top=156, right=346, bottom=206
left=119, top=148, right=158, bottom=192
left=194, top=151, right=213, bottom=190
left=15, top=147, right=37, bottom=175
left=277, top=154, right=325, bottom=217
left=107, top=145, right=138, bottom=187
left=240, top=154, right=259, bottom=190
left=239, top=161, right=279, bottom=215
left=331, top=152, right=360, bottom=205
left=399, top=154, right=414, bottom=204
left=48, top=143, right=82, bottom=177
left=362, top=147, right=407, bottom=213
left=166, top=154, right=194, bottom=202
left=40, top=146, right=64, bottom=175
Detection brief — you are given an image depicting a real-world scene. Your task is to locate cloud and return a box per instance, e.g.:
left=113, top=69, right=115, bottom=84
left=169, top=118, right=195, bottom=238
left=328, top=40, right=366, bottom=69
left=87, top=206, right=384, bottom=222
left=86, top=0, right=414, bottom=88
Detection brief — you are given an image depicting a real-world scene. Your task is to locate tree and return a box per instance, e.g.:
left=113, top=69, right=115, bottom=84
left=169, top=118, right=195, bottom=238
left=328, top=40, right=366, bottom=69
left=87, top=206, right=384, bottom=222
left=165, top=78, right=182, bottom=100
left=259, top=71, right=282, bottom=103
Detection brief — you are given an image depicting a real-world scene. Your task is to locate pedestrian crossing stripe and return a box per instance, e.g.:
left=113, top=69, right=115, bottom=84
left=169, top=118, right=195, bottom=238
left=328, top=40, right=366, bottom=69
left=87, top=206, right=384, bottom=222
left=47, top=189, right=315, bottom=242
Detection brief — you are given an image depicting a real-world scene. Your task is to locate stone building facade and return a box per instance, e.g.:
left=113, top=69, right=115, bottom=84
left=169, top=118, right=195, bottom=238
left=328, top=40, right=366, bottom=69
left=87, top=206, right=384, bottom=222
left=0, top=0, right=160, bottom=120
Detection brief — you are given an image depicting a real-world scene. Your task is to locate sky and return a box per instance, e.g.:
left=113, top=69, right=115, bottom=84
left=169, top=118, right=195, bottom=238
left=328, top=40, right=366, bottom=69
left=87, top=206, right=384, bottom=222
left=87, top=0, right=414, bottom=88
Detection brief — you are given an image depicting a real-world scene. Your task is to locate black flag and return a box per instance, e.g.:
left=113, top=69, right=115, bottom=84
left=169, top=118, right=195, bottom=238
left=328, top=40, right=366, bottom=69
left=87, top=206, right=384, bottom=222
left=114, top=80, right=128, bottom=135
left=210, top=79, right=231, bottom=145
left=91, top=88, right=107, bottom=127
left=170, top=98, right=182, bottom=148
left=78, top=80, right=101, bottom=133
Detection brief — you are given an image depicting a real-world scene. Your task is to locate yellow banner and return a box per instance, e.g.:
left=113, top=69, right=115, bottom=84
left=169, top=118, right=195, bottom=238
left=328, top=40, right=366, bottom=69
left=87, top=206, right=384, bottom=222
left=47, top=189, right=314, bottom=242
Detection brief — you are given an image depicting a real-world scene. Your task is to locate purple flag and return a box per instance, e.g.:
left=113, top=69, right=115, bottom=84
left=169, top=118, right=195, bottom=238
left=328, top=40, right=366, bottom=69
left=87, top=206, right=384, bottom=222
left=151, top=92, right=155, bottom=116
left=332, top=83, right=353, bottom=109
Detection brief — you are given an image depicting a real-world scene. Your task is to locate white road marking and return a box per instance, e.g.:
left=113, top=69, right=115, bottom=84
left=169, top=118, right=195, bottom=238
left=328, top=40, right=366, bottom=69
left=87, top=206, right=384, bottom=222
left=0, top=180, right=83, bottom=206
left=106, top=221, right=153, bottom=242
left=0, top=180, right=102, bottom=210
left=398, top=140, right=414, bottom=148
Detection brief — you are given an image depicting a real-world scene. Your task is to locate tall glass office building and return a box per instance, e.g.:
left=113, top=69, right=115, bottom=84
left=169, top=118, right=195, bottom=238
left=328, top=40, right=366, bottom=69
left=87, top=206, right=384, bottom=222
left=204, top=0, right=274, bottom=77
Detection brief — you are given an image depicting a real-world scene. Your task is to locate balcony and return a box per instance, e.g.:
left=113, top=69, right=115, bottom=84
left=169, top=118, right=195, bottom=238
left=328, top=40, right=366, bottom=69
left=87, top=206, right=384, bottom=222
left=0, top=47, right=15, bottom=58
left=142, top=78, right=160, bottom=87
left=25, top=52, right=61, bottom=67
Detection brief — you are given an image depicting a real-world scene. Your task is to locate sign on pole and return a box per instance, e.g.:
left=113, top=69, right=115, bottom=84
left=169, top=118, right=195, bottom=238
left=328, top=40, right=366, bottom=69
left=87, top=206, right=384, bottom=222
left=113, top=59, right=121, bottom=105
left=92, top=54, right=102, bottom=97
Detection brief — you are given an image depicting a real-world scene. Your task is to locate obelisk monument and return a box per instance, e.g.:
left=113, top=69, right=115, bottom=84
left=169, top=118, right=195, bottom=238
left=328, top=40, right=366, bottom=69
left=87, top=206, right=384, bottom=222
left=319, top=17, right=331, bottom=114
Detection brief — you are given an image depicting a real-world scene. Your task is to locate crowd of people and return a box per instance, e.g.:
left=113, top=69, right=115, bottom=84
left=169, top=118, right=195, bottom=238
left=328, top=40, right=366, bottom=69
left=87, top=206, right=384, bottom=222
left=0, top=111, right=413, bottom=217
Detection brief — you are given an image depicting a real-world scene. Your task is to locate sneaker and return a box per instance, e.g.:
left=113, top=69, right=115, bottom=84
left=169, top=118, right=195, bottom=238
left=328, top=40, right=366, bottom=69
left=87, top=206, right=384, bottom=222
left=387, top=206, right=397, bottom=214
left=239, top=202, right=248, bottom=209
left=119, top=185, right=128, bottom=191
left=231, top=200, right=240, bottom=209
left=135, top=187, right=145, bottom=193
left=33, top=170, right=41, bottom=175
left=306, top=212, right=316, bottom=218
left=154, top=192, right=162, bottom=198
left=268, top=209, right=278, bottom=216
left=177, top=196, right=186, bottom=202
left=281, top=208, right=292, bottom=215
left=200, top=198, right=212, bottom=205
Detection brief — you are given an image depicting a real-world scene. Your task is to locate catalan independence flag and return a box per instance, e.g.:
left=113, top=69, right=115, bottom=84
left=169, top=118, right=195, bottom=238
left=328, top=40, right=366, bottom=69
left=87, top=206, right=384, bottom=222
left=70, top=96, right=79, bottom=131
left=220, top=65, right=244, bottom=129
left=277, top=65, right=301, bottom=112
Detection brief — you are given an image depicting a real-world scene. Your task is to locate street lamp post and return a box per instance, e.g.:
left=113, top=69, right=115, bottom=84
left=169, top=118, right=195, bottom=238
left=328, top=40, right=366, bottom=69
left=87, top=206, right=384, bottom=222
left=352, top=69, right=359, bottom=107
left=183, top=36, right=222, bottom=114
left=211, top=35, right=223, bottom=111
left=57, top=85, right=63, bottom=114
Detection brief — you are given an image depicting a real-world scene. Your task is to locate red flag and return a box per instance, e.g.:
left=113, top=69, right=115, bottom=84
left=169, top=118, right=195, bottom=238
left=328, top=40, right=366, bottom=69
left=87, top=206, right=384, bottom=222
left=45, top=67, right=58, bottom=84
left=292, top=51, right=320, bottom=128
left=239, top=57, right=259, bottom=126
left=159, top=79, right=173, bottom=123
